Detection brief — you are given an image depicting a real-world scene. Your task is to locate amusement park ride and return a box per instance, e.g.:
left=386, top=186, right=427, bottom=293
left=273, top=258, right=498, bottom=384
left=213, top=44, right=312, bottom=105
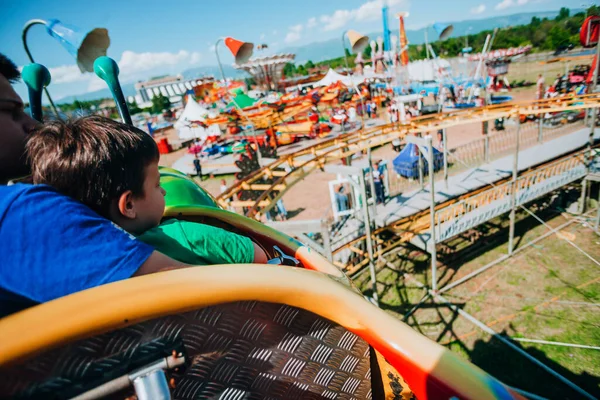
left=2, top=12, right=600, bottom=400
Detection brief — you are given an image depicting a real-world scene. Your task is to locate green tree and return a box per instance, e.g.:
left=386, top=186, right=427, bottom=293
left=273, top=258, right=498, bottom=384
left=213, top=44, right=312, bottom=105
left=128, top=100, right=142, bottom=115
left=545, top=25, right=571, bottom=49
left=151, top=94, right=171, bottom=115
left=283, top=62, right=297, bottom=77
left=304, top=60, right=315, bottom=70
left=296, top=65, right=308, bottom=76
left=588, top=5, right=600, bottom=17
left=555, top=7, right=569, bottom=21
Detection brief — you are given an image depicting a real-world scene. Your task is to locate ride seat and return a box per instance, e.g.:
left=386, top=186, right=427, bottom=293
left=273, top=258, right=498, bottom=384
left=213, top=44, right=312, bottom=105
left=0, top=301, right=410, bottom=399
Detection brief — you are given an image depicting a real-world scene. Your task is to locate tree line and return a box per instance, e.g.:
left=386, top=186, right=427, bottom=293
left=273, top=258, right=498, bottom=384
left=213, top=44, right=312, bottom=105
left=284, top=6, right=592, bottom=78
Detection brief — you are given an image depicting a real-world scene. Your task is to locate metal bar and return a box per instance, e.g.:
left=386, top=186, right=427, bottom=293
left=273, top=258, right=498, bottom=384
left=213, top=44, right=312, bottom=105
left=298, top=233, right=326, bottom=253
left=367, top=146, right=377, bottom=219
left=596, top=190, right=600, bottom=234
left=508, top=117, right=520, bottom=255
left=484, top=134, right=490, bottom=163
left=443, top=128, right=448, bottom=189
left=321, top=221, right=333, bottom=262
left=418, top=141, right=424, bottom=189
left=358, top=172, right=378, bottom=305
left=72, top=355, right=184, bottom=400
left=426, top=136, right=438, bottom=292
left=403, top=292, right=430, bottom=321
left=433, top=293, right=596, bottom=400
left=579, top=178, right=588, bottom=214
left=438, top=217, right=576, bottom=294
left=22, top=19, right=60, bottom=118
left=508, top=386, right=550, bottom=400
left=538, top=114, right=544, bottom=144
left=509, top=337, right=600, bottom=351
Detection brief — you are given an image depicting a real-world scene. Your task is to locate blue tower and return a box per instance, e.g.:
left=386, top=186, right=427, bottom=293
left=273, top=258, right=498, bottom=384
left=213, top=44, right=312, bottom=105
left=382, top=4, right=391, bottom=51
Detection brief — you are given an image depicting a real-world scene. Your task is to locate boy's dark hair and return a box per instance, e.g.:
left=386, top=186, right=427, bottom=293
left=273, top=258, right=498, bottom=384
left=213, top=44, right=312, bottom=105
left=27, top=115, right=159, bottom=218
left=0, top=53, right=21, bottom=83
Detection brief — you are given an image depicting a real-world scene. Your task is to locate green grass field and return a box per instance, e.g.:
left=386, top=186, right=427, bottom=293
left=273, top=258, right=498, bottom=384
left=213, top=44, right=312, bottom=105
left=353, top=189, right=600, bottom=398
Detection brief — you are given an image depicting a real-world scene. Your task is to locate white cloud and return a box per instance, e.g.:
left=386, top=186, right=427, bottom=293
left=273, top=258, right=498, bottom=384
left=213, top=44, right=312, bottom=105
left=47, top=65, right=90, bottom=84
left=284, top=24, right=304, bottom=43
left=307, top=17, right=317, bottom=28
left=260, top=33, right=266, bottom=40
left=33, top=49, right=203, bottom=95
left=495, top=0, right=528, bottom=9
left=470, top=4, right=486, bottom=14
left=318, top=0, right=406, bottom=31
left=285, top=31, right=302, bottom=43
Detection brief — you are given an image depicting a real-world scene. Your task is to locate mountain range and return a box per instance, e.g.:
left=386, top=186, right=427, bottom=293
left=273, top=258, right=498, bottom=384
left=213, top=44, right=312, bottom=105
left=57, top=8, right=580, bottom=103
left=281, top=9, right=580, bottom=64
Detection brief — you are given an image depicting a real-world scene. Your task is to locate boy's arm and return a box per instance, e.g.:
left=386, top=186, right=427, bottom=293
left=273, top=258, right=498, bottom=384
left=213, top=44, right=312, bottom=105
left=132, top=251, right=190, bottom=276
left=178, top=220, right=265, bottom=265
left=252, top=242, right=269, bottom=264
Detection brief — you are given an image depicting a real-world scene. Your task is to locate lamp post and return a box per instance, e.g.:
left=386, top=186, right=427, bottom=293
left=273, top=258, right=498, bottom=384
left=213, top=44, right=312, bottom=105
left=22, top=19, right=110, bottom=118
left=214, top=37, right=264, bottom=165
left=342, top=29, right=369, bottom=128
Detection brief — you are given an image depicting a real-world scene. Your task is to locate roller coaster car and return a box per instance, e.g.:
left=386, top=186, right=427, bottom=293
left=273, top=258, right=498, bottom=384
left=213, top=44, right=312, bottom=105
left=0, top=169, right=524, bottom=400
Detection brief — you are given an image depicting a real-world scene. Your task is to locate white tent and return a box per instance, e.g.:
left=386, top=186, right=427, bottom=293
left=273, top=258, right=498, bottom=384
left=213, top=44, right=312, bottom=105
left=314, top=68, right=353, bottom=87
left=175, top=96, right=220, bottom=140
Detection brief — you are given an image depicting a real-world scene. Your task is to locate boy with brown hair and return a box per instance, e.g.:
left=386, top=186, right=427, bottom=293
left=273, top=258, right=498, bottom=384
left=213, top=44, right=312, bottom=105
left=27, top=115, right=268, bottom=265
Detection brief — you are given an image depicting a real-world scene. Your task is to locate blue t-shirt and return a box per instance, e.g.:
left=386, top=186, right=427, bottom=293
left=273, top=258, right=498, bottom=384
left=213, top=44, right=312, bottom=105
left=0, top=184, right=154, bottom=318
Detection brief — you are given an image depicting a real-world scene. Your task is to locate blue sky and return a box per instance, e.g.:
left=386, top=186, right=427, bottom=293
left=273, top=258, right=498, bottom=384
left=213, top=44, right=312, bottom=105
left=1, top=0, right=579, bottom=101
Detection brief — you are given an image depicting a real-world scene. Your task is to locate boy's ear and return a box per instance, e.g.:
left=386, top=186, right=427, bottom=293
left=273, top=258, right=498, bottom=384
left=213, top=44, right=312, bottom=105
left=117, top=190, right=137, bottom=220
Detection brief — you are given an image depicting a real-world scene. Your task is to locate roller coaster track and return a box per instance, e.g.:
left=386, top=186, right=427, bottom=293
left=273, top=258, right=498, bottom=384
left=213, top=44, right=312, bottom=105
left=217, top=94, right=600, bottom=220
left=331, top=145, right=599, bottom=274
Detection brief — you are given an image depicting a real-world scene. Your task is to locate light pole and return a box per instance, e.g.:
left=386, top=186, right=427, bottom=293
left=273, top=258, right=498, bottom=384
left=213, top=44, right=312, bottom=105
left=22, top=19, right=110, bottom=118
left=214, top=36, right=264, bottom=165
left=342, top=30, right=369, bottom=128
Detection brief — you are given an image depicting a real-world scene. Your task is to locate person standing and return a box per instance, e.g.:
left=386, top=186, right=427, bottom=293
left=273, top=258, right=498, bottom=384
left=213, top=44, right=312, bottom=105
left=370, top=100, right=377, bottom=119
left=366, top=101, right=372, bottom=118
left=536, top=74, right=545, bottom=100
left=335, top=186, right=349, bottom=212
left=276, top=198, right=288, bottom=221
left=193, top=152, right=202, bottom=180
left=372, top=161, right=385, bottom=205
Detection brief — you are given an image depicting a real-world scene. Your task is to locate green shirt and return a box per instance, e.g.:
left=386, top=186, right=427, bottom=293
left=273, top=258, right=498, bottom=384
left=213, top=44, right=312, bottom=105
left=137, top=219, right=254, bottom=265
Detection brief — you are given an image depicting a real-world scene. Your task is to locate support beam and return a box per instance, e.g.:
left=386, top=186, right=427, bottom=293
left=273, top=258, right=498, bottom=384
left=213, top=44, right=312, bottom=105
left=425, top=136, right=438, bottom=292
left=509, top=337, right=600, bottom=351
left=508, top=117, right=521, bottom=255
left=443, top=128, right=448, bottom=189
left=359, top=172, right=378, bottom=305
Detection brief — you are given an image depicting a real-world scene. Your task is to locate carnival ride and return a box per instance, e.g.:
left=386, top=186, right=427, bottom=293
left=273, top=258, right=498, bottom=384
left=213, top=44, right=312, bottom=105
left=6, top=12, right=600, bottom=399
left=0, top=54, right=539, bottom=400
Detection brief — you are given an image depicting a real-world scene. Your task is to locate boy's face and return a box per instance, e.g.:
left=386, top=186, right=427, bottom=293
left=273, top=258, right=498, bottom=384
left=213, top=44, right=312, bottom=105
left=133, top=161, right=166, bottom=232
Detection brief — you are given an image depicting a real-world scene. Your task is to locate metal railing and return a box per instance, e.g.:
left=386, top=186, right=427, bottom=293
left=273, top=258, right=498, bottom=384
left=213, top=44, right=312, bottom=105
left=386, top=120, right=586, bottom=198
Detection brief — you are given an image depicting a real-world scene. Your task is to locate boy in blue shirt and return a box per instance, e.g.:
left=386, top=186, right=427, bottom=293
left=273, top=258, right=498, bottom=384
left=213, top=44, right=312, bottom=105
left=27, top=116, right=268, bottom=266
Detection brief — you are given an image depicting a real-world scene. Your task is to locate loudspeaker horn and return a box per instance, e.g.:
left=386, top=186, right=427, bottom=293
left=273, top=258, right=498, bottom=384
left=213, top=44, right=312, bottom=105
left=346, top=30, right=369, bottom=54
left=44, top=19, right=110, bottom=72
left=225, top=37, right=254, bottom=64
left=433, top=22, right=454, bottom=40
